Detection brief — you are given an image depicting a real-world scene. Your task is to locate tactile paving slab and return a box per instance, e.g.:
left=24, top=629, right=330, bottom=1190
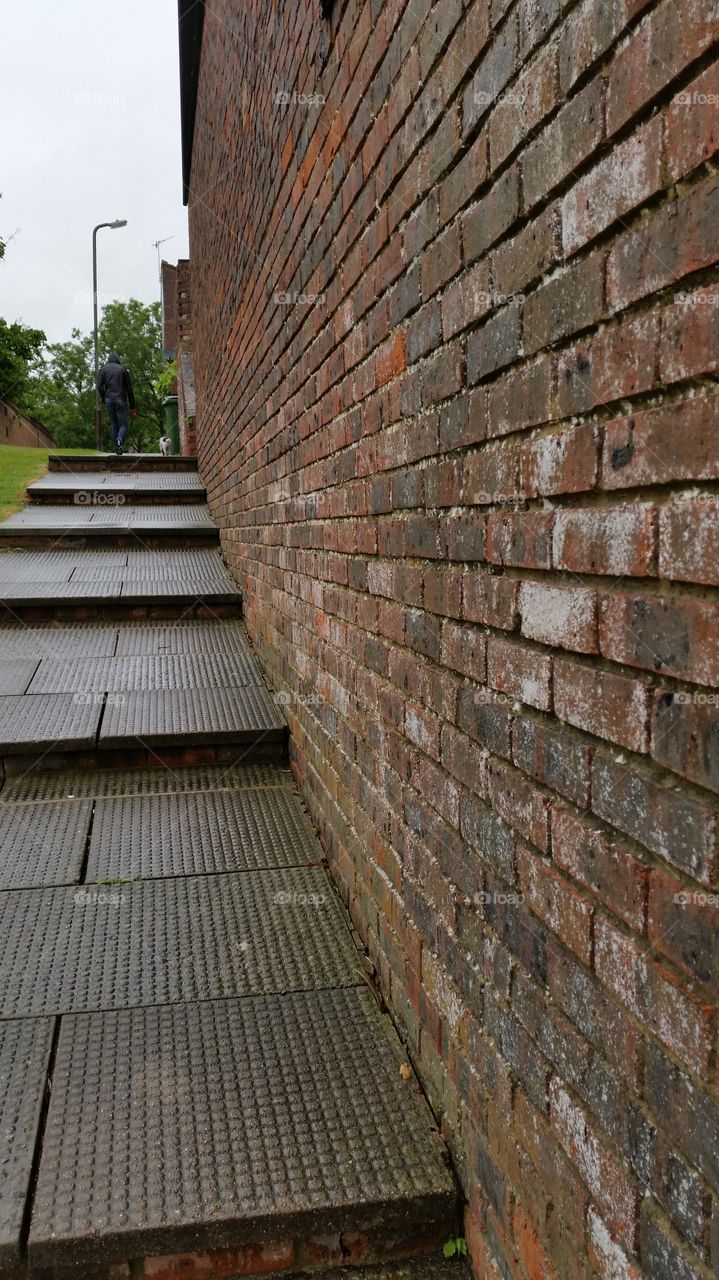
left=30, top=471, right=204, bottom=491
left=119, top=577, right=238, bottom=599
left=27, top=652, right=264, bottom=695
left=0, top=763, right=292, bottom=803
left=0, top=693, right=102, bottom=752
left=29, top=989, right=455, bottom=1265
left=0, top=799, right=93, bottom=890
left=87, top=788, right=319, bottom=881
left=0, top=1017, right=55, bottom=1266
left=0, top=868, right=360, bottom=1018
left=0, top=658, right=39, bottom=694
left=0, top=552, right=129, bottom=579
left=99, top=686, right=285, bottom=747
left=0, top=503, right=215, bottom=529
left=0, top=625, right=119, bottom=660
left=114, top=621, right=250, bottom=657
left=0, top=579, right=122, bottom=602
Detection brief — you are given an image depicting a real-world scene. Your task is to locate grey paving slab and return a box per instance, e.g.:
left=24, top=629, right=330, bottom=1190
left=124, top=549, right=228, bottom=572
left=28, top=652, right=264, bottom=695
left=0, top=625, right=119, bottom=660
left=99, top=685, right=285, bottom=747
left=0, top=579, right=123, bottom=602
left=29, top=988, right=455, bottom=1265
left=0, top=658, right=39, bottom=694
left=0, top=799, right=93, bottom=890
left=0, top=867, right=360, bottom=1018
left=87, top=788, right=319, bottom=881
left=119, top=576, right=237, bottom=599
left=0, top=503, right=215, bottom=530
left=90, top=504, right=214, bottom=527
left=0, top=553, right=76, bottom=580
left=0, top=693, right=102, bottom=752
left=0, top=763, right=293, bottom=803
left=0, top=1016, right=55, bottom=1266
left=30, top=471, right=204, bottom=492
left=0, top=551, right=128, bottom=579
left=69, top=565, right=127, bottom=583
left=114, top=621, right=251, bottom=657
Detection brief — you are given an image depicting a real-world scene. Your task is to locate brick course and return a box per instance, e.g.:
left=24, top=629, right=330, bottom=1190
left=185, top=2, right=719, bottom=1276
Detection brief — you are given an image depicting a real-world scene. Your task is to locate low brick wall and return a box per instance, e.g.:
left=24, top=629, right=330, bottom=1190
left=186, top=2, right=719, bottom=1276
left=0, top=400, right=55, bottom=448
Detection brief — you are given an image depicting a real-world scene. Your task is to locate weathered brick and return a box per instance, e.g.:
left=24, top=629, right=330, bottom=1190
left=648, top=866, right=719, bottom=988
left=659, top=496, right=719, bottom=585
left=667, top=59, right=719, bottom=181
left=595, top=914, right=714, bottom=1075
left=487, top=356, right=553, bottom=440
left=462, top=166, right=520, bottom=265
left=552, top=806, right=648, bottom=932
left=599, top=590, right=719, bottom=685
left=552, top=504, right=656, bottom=577
left=522, top=78, right=605, bottom=208
left=467, top=302, right=523, bottom=382
left=512, top=716, right=592, bottom=808
left=660, top=284, right=719, bottom=384
left=602, top=394, right=719, bottom=490
left=518, top=581, right=598, bottom=653
left=518, top=843, right=593, bottom=963
left=607, top=0, right=719, bottom=135
left=489, top=760, right=551, bottom=852
left=558, top=0, right=653, bottom=94
left=558, top=311, right=659, bottom=418
left=651, top=689, right=719, bottom=795
left=554, top=657, right=650, bottom=753
left=487, top=634, right=553, bottom=710
left=562, top=116, right=665, bottom=257
left=607, top=173, right=719, bottom=313
left=464, top=570, right=519, bottom=630
left=521, top=423, right=599, bottom=497
left=523, top=251, right=605, bottom=356
left=549, top=1078, right=637, bottom=1248
left=486, top=510, right=554, bottom=571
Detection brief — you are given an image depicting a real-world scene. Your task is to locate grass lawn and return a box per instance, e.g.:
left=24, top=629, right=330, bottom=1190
left=0, top=445, right=98, bottom=522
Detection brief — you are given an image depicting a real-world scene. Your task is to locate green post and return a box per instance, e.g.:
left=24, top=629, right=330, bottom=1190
left=162, top=395, right=180, bottom=455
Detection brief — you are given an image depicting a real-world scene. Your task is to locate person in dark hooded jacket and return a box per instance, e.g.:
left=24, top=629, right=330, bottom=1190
left=97, top=351, right=136, bottom=454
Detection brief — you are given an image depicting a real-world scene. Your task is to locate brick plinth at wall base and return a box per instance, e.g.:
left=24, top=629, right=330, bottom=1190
left=143, top=1225, right=447, bottom=1279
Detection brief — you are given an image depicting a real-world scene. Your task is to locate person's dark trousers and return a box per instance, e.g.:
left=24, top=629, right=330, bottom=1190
left=106, top=397, right=129, bottom=447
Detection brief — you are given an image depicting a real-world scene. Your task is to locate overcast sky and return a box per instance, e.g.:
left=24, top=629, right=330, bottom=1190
left=1, top=0, right=189, bottom=344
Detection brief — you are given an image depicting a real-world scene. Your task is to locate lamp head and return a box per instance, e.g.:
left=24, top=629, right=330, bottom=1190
left=110, top=219, right=127, bottom=229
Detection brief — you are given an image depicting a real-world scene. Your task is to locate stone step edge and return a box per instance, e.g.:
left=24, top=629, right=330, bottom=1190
left=48, top=455, right=198, bottom=472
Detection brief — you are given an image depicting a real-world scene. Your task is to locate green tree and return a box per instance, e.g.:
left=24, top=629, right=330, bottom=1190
left=24, top=330, right=95, bottom=448
left=26, top=299, right=165, bottom=451
left=0, top=318, right=46, bottom=406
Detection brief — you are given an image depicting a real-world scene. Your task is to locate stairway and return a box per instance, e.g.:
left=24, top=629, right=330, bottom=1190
left=0, top=454, right=463, bottom=1280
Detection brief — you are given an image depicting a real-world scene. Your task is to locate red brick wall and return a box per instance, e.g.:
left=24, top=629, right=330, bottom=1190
left=186, top=2, right=719, bottom=1276
left=0, top=399, right=55, bottom=448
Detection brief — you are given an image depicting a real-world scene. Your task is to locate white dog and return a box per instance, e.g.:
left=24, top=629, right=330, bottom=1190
left=158, top=436, right=172, bottom=457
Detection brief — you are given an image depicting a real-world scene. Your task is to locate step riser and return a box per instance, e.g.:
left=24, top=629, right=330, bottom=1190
left=2, top=736, right=288, bottom=776
left=0, top=602, right=243, bottom=624
left=28, top=491, right=207, bottom=506
left=48, top=456, right=198, bottom=472
left=21, top=1207, right=460, bottom=1278
left=0, top=532, right=220, bottom=550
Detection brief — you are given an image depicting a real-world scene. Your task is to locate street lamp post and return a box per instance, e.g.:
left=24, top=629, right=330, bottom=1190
left=92, top=219, right=127, bottom=451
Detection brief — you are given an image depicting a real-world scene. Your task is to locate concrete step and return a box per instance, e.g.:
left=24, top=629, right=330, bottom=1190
left=0, top=549, right=242, bottom=621
left=48, top=453, right=199, bottom=472
left=28, top=470, right=207, bottom=504
left=0, top=767, right=458, bottom=1275
left=0, top=618, right=286, bottom=772
left=0, top=502, right=219, bottom=549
